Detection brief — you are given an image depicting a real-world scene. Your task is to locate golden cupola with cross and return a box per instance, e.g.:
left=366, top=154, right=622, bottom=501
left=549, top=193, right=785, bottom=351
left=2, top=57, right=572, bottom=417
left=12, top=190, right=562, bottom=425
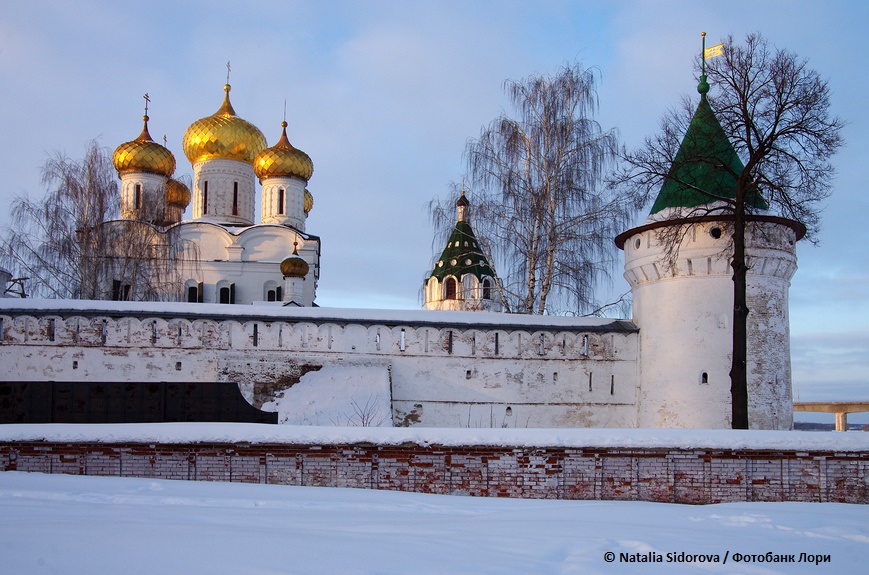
left=112, top=95, right=178, bottom=225
left=182, top=82, right=266, bottom=226
left=255, top=120, right=314, bottom=230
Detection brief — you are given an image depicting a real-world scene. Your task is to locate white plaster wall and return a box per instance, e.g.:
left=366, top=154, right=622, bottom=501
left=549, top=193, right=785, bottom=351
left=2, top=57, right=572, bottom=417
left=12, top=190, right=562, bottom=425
left=191, top=158, right=256, bottom=225
left=260, top=176, right=306, bottom=230
left=119, top=172, right=167, bottom=221
left=423, top=274, right=503, bottom=312
left=173, top=224, right=319, bottom=306
left=0, top=310, right=638, bottom=429
left=624, top=220, right=797, bottom=430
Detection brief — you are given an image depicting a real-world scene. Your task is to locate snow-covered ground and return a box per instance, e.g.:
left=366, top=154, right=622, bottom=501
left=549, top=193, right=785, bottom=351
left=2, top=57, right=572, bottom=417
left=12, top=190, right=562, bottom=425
left=0, top=471, right=865, bottom=574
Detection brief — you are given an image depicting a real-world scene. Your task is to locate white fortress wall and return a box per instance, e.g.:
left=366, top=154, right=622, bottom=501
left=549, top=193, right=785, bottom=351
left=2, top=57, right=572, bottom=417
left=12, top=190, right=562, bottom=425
left=0, top=301, right=639, bottom=428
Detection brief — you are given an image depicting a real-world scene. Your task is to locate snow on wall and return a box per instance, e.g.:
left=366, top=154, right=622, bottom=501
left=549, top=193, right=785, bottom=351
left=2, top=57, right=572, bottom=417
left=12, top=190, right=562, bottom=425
left=263, top=365, right=393, bottom=426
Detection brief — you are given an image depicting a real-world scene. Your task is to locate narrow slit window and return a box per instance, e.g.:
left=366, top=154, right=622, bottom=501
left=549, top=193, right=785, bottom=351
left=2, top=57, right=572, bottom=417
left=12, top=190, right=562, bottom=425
left=232, top=182, right=239, bottom=216
left=277, top=188, right=285, bottom=215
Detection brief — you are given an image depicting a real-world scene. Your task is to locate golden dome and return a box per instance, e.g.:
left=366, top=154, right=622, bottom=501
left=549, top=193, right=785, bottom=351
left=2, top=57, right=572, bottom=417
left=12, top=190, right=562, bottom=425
left=166, top=178, right=191, bottom=208
left=182, top=84, right=267, bottom=165
left=304, top=188, right=314, bottom=214
left=254, top=121, right=314, bottom=181
left=280, top=243, right=309, bottom=278
left=112, top=116, right=176, bottom=178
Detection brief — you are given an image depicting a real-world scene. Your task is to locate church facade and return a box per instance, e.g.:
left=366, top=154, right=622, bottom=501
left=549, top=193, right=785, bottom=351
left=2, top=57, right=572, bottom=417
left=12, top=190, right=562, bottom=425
left=108, top=83, right=319, bottom=307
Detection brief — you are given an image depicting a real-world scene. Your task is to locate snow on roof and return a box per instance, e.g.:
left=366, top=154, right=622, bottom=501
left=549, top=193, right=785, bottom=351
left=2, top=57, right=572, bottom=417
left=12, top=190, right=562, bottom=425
left=0, top=298, right=636, bottom=331
left=1, top=423, right=867, bottom=452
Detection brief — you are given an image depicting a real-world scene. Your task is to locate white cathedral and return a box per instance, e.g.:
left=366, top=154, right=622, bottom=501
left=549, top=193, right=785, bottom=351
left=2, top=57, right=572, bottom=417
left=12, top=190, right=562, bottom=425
left=0, top=73, right=802, bottom=430
left=110, top=83, right=318, bottom=307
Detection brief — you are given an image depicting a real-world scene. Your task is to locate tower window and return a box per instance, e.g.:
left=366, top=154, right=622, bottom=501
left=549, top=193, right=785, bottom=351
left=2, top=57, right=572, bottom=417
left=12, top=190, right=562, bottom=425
left=134, top=184, right=142, bottom=210
left=482, top=278, right=492, bottom=300
left=203, top=181, right=208, bottom=214
left=445, top=277, right=457, bottom=300
left=277, top=188, right=285, bottom=215
left=232, top=182, right=239, bottom=216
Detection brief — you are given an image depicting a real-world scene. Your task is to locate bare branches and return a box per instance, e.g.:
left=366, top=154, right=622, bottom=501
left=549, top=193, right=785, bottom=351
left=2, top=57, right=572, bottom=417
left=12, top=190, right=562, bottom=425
left=438, top=61, right=641, bottom=315
left=1, top=141, right=199, bottom=300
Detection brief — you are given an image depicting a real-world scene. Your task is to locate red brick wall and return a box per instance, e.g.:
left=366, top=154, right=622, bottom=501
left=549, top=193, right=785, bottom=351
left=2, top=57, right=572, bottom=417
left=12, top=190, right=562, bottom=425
left=1, top=442, right=865, bottom=504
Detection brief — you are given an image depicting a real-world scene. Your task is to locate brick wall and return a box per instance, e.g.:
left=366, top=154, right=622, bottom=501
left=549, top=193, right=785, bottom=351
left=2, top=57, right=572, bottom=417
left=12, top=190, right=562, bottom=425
left=1, top=441, right=865, bottom=504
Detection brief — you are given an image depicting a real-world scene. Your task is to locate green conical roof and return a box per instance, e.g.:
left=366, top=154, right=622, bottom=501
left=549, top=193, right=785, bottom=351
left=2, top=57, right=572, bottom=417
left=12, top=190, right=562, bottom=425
left=650, top=81, right=767, bottom=214
left=430, top=195, right=496, bottom=281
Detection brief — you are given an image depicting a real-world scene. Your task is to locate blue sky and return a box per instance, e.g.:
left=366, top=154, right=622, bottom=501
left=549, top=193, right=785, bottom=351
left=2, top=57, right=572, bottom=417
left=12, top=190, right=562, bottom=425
left=1, top=1, right=866, bottom=411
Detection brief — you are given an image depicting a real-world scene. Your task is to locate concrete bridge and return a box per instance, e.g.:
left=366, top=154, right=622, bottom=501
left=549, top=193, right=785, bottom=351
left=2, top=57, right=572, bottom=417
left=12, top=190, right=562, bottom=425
left=794, top=402, right=869, bottom=431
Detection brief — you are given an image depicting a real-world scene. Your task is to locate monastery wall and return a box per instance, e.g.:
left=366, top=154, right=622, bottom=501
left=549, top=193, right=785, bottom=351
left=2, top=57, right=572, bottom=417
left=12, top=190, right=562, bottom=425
left=0, top=303, right=639, bottom=428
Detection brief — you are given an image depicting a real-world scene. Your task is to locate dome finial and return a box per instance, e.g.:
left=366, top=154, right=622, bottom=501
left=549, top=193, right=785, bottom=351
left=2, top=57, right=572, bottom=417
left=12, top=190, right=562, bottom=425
left=456, top=180, right=470, bottom=221
left=698, top=31, right=725, bottom=98
left=137, top=92, right=154, bottom=142
left=698, top=31, right=710, bottom=97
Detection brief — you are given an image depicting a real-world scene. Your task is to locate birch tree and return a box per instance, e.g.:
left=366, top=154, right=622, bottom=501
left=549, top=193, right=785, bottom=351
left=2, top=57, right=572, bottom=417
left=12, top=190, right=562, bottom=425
left=1, top=140, right=198, bottom=300
left=432, top=61, right=641, bottom=315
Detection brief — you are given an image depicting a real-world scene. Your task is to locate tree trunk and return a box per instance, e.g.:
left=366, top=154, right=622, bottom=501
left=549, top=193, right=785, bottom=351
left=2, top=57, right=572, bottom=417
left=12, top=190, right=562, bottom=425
left=730, top=197, right=749, bottom=429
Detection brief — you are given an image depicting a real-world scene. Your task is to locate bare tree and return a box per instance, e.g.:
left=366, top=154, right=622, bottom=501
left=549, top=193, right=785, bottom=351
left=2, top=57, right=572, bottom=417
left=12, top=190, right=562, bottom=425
left=1, top=140, right=198, bottom=300
left=431, top=62, right=642, bottom=316
left=615, top=33, right=844, bottom=428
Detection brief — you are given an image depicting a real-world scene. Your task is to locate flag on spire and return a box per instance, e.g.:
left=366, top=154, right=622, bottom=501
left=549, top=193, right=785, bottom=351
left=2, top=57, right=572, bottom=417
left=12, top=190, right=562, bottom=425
left=704, top=43, right=724, bottom=59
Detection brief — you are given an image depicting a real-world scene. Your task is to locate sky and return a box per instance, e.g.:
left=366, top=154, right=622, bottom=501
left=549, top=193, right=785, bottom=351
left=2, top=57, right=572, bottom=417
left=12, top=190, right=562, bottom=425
left=0, top=0, right=867, bottom=407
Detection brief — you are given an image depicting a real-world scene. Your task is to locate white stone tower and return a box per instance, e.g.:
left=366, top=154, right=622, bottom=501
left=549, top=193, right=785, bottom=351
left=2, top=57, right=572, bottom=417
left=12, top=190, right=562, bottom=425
left=424, top=191, right=502, bottom=311
left=617, top=73, right=803, bottom=430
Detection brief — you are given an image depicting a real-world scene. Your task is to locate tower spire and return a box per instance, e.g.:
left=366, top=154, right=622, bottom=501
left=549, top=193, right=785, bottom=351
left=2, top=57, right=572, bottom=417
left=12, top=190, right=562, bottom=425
left=698, top=32, right=710, bottom=97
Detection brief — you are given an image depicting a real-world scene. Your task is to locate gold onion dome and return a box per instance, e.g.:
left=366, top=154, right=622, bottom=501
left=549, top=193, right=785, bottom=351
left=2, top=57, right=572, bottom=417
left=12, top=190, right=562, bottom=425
left=165, top=178, right=191, bottom=208
left=182, top=84, right=267, bottom=164
left=280, top=243, right=309, bottom=278
left=112, top=115, right=176, bottom=178
left=254, top=121, right=314, bottom=181
left=304, top=188, right=314, bottom=213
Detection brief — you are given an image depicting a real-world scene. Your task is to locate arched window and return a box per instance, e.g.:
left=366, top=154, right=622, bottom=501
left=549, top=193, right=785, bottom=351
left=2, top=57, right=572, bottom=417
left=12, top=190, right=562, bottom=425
left=445, top=277, right=457, bottom=300
left=186, top=281, right=203, bottom=303
left=277, top=188, right=285, bottom=215
left=134, top=184, right=142, bottom=210
left=203, top=181, right=209, bottom=215
left=232, top=182, right=239, bottom=216
left=482, top=278, right=492, bottom=300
